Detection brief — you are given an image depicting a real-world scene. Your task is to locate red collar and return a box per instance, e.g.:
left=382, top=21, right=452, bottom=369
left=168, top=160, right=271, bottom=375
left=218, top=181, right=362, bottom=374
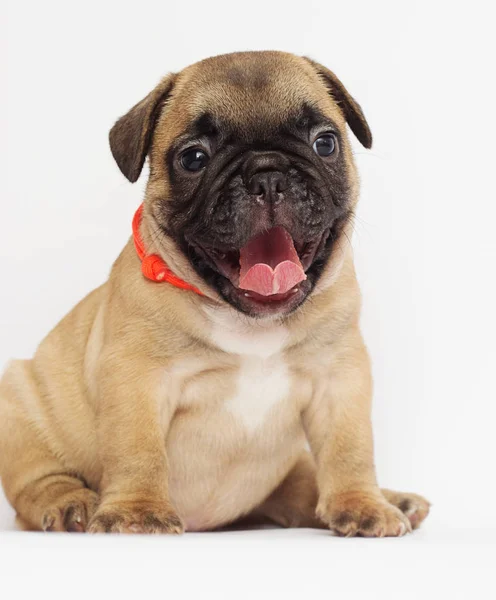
left=132, top=204, right=204, bottom=296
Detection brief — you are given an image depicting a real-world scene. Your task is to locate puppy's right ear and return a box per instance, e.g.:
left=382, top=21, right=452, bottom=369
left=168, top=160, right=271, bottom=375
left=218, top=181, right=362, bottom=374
left=109, top=73, right=176, bottom=182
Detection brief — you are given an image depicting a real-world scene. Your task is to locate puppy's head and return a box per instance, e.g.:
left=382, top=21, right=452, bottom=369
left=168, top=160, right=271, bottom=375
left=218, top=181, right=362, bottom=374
left=110, top=51, right=371, bottom=317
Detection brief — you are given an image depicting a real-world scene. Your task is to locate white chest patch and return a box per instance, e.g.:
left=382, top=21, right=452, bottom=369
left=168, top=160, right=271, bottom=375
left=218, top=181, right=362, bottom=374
left=203, top=306, right=292, bottom=432
left=225, top=354, right=290, bottom=433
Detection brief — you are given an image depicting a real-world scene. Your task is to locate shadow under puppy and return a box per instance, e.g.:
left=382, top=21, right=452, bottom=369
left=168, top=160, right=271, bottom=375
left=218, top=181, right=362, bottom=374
left=0, top=51, right=429, bottom=535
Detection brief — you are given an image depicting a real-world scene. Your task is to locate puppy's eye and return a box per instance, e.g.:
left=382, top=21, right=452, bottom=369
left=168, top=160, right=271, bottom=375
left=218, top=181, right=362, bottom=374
left=313, top=134, right=336, bottom=157
left=180, top=148, right=209, bottom=172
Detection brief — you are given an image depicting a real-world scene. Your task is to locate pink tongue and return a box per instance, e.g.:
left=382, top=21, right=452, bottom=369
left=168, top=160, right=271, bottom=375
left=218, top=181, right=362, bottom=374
left=239, top=226, right=306, bottom=296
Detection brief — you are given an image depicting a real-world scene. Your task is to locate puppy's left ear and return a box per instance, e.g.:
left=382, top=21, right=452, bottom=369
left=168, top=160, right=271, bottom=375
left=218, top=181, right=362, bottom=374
left=109, top=73, right=177, bottom=182
left=304, top=58, right=372, bottom=149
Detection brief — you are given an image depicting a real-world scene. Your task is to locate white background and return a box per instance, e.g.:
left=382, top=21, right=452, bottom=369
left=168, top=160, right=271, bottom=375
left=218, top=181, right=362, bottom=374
left=1, top=0, right=495, bottom=598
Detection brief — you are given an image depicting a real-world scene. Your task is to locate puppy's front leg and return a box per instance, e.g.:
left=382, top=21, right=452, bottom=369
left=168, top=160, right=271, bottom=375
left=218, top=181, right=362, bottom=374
left=303, top=328, right=411, bottom=538
left=88, top=352, right=183, bottom=534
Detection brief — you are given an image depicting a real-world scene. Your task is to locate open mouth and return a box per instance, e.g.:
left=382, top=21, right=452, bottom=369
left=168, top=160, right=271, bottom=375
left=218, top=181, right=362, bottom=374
left=190, top=226, right=330, bottom=308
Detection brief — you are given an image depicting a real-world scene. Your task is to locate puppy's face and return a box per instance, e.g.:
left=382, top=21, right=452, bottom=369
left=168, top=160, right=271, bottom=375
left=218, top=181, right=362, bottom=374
left=110, top=52, right=371, bottom=317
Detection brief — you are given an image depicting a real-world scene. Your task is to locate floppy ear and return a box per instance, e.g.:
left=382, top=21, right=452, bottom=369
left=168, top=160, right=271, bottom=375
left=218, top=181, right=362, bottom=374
left=109, top=73, right=176, bottom=182
left=304, top=58, right=372, bottom=149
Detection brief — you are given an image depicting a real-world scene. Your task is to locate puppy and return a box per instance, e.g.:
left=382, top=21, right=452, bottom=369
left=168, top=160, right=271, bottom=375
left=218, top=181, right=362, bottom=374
left=0, top=51, right=429, bottom=535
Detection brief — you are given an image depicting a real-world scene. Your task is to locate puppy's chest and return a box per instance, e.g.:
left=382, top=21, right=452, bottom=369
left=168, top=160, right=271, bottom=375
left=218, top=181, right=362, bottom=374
left=168, top=317, right=309, bottom=435
left=175, top=355, right=298, bottom=436
left=223, top=353, right=291, bottom=432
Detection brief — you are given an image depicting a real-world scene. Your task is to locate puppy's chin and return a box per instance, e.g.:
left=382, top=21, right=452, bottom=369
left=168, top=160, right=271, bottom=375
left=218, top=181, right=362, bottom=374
left=221, top=280, right=313, bottom=318
left=184, top=224, right=337, bottom=318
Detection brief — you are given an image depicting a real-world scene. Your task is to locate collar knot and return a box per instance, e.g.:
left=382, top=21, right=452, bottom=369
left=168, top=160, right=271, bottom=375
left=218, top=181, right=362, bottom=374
left=132, top=204, right=204, bottom=296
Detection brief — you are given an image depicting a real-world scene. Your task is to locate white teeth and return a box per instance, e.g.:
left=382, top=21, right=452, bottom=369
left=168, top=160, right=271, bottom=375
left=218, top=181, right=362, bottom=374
left=291, top=288, right=299, bottom=294
left=244, top=292, right=252, bottom=298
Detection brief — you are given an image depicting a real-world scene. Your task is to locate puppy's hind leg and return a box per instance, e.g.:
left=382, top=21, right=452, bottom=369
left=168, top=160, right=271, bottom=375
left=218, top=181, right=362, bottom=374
left=252, top=452, right=325, bottom=529
left=381, top=489, right=430, bottom=530
left=14, top=472, right=98, bottom=533
left=0, top=360, right=98, bottom=532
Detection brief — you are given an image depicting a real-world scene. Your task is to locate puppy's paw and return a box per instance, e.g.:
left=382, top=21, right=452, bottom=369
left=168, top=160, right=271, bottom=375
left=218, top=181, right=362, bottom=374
left=317, top=490, right=412, bottom=538
left=381, top=489, right=430, bottom=530
left=87, top=500, right=184, bottom=534
left=42, top=488, right=99, bottom=533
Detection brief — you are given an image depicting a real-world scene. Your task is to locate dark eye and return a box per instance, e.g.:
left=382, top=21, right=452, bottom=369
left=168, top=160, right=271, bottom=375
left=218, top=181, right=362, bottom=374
left=313, top=134, right=336, bottom=157
left=180, top=148, right=209, bottom=172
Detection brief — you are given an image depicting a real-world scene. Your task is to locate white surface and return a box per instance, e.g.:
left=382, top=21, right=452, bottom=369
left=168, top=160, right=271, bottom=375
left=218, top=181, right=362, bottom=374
left=0, top=479, right=494, bottom=600
left=2, top=0, right=496, bottom=597
left=0, top=480, right=494, bottom=600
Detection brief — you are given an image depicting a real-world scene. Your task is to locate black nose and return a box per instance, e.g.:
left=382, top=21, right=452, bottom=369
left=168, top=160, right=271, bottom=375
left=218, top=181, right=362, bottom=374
left=243, top=152, right=290, bottom=204
left=248, top=171, right=287, bottom=201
